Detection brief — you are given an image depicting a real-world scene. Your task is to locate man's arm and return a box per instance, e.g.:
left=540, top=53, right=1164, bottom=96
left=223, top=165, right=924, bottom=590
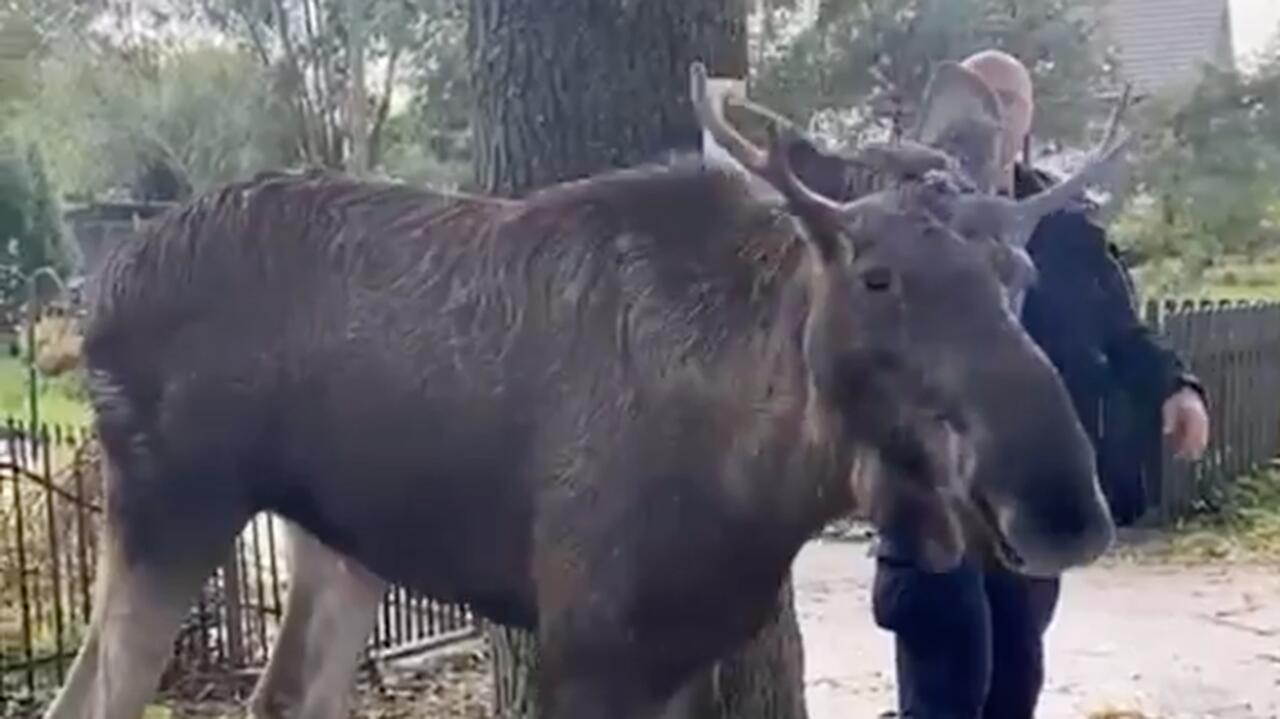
left=1083, top=218, right=1209, bottom=459
left=1039, top=211, right=1198, bottom=404
left=1083, top=220, right=1204, bottom=405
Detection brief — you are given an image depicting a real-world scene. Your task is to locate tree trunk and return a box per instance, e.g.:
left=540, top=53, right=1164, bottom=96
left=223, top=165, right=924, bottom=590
left=487, top=582, right=808, bottom=719
left=344, top=0, right=370, bottom=175
left=470, top=1, right=806, bottom=717
left=468, top=0, right=747, bottom=195
left=699, top=577, right=809, bottom=719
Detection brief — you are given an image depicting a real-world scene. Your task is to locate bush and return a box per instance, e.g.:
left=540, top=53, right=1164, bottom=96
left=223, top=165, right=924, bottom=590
left=0, top=141, right=71, bottom=329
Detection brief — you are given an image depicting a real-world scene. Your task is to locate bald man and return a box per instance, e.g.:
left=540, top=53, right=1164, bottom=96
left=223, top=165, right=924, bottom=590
left=871, top=49, right=1209, bottom=719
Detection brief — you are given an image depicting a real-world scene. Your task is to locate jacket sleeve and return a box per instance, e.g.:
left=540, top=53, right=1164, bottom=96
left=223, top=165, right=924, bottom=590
left=1087, top=219, right=1205, bottom=406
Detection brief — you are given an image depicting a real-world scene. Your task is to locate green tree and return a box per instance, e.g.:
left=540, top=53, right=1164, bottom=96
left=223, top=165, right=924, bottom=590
left=750, top=0, right=1113, bottom=147
left=0, top=140, right=68, bottom=323
left=185, top=0, right=427, bottom=174
left=378, top=0, right=472, bottom=186
left=18, top=41, right=297, bottom=199
left=1112, top=56, right=1280, bottom=289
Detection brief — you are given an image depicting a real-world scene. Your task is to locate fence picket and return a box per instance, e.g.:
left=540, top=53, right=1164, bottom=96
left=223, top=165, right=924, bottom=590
left=1123, top=300, right=1280, bottom=519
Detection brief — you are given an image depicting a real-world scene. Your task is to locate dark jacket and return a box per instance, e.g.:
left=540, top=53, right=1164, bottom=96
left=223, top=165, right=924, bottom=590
left=1015, top=165, right=1203, bottom=524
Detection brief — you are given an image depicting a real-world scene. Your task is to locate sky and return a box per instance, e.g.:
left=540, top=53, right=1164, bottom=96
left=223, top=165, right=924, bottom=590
left=1231, top=0, right=1280, bottom=69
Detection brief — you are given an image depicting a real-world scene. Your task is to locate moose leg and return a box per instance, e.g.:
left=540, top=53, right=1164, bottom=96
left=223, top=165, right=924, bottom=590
left=43, top=528, right=235, bottom=719
left=44, top=450, right=248, bottom=719
left=43, top=622, right=102, bottom=718
left=249, top=521, right=387, bottom=719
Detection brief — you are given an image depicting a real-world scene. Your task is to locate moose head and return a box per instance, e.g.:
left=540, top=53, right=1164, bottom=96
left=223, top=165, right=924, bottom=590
left=691, top=61, right=1125, bottom=575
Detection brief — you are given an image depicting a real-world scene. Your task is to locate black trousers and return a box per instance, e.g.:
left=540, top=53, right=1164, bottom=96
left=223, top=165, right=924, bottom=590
left=871, top=555, right=1061, bottom=719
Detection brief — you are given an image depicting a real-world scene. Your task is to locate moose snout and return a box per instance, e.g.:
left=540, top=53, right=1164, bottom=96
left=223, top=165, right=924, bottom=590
left=995, top=471, right=1116, bottom=577
left=964, top=331, right=1118, bottom=577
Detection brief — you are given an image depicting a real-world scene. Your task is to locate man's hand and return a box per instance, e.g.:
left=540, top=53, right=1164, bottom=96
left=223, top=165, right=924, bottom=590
left=1163, top=388, right=1209, bottom=461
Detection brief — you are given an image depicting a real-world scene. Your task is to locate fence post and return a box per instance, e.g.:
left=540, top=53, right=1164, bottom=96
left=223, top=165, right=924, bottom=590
left=222, top=549, right=246, bottom=668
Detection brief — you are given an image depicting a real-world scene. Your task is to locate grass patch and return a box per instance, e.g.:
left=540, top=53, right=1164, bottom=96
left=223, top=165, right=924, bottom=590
left=0, top=354, right=91, bottom=427
left=1133, top=255, right=1280, bottom=304
left=1200, top=257, right=1280, bottom=301
left=1161, top=464, right=1280, bottom=563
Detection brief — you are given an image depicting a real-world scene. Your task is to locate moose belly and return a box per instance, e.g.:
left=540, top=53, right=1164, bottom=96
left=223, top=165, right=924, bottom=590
left=261, top=375, right=543, bottom=627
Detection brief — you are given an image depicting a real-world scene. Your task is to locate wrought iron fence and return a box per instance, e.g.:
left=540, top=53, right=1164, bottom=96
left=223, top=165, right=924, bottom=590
left=0, top=421, right=477, bottom=711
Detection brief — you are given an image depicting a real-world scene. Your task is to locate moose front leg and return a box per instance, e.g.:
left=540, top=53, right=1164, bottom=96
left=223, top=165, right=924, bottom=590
left=249, top=521, right=386, bottom=719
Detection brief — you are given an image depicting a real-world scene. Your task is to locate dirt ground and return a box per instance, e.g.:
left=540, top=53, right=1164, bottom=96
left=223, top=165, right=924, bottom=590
left=158, top=536, right=1280, bottom=719
left=797, top=538, right=1280, bottom=719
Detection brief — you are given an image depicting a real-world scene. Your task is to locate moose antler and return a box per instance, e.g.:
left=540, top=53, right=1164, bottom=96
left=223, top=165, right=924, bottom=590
left=948, top=88, right=1137, bottom=247
left=690, top=62, right=832, bottom=209
left=1013, top=89, right=1134, bottom=226
left=690, top=62, right=902, bottom=260
left=691, top=62, right=953, bottom=199
left=691, top=61, right=768, bottom=174
left=689, top=62, right=805, bottom=177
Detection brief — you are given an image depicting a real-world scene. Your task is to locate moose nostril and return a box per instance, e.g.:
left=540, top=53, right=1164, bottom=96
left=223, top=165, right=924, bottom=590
left=863, top=267, right=893, bottom=292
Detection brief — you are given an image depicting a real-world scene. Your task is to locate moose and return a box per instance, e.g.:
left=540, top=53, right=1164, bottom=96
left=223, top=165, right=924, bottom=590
left=245, top=61, right=1134, bottom=719
left=46, top=59, right=1123, bottom=719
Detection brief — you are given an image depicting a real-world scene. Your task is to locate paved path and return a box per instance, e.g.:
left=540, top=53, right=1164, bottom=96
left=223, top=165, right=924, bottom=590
left=795, top=539, right=1280, bottom=719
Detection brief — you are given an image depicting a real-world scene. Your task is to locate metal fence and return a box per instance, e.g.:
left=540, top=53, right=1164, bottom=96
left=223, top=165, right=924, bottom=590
left=1138, top=299, right=1280, bottom=521
left=0, top=421, right=477, bottom=711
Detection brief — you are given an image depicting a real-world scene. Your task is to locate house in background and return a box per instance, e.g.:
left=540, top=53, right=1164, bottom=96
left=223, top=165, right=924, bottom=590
left=1101, top=0, right=1237, bottom=98
left=62, top=201, right=175, bottom=287
left=1034, top=0, right=1237, bottom=184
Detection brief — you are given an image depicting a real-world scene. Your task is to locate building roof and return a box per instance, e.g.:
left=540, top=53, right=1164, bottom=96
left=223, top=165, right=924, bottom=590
left=1102, top=0, right=1236, bottom=96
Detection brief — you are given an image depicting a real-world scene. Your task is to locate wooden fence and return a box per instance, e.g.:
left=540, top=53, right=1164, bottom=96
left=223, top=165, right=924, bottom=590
left=0, top=422, right=477, bottom=712
left=1138, top=299, right=1280, bottom=521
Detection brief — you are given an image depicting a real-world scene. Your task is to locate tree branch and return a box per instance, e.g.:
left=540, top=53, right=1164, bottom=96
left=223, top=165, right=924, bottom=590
left=368, top=44, right=401, bottom=168
left=222, top=0, right=274, bottom=66
left=270, top=0, right=325, bottom=163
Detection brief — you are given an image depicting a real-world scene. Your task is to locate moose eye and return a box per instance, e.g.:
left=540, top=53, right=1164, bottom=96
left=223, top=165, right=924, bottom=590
left=862, top=266, right=894, bottom=292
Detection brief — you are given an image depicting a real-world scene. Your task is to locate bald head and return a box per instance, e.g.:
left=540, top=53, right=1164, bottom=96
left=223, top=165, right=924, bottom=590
left=961, top=49, right=1034, bottom=174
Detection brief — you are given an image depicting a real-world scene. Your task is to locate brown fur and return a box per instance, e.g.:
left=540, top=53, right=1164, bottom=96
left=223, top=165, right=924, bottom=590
left=53, top=154, right=1109, bottom=719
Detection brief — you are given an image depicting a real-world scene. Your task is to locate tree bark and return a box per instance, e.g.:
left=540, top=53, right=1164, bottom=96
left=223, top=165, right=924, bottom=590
left=468, top=0, right=747, bottom=195
left=488, top=581, right=808, bottom=719
left=699, top=577, right=809, bottom=719
left=344, top=0, right=370, bottom=175
left=470, top=1, right=806, bottom=717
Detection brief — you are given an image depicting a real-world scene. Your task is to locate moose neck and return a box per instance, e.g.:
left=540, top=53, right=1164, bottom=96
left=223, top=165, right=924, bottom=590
left=515, top=161, right=858, bottom=531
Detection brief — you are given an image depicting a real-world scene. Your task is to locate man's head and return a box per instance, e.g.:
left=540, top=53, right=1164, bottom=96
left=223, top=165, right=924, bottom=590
left=961, top=49, right=1034, bottom=173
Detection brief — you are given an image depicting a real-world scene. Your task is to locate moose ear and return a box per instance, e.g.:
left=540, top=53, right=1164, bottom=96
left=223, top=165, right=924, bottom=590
left=914, top=61, right=1004, bottom=192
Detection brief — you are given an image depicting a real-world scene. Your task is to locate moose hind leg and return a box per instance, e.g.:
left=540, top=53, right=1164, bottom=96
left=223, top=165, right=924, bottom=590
left=43, top=458, right=247, bottom=719
left=43, top=530, right=235, bottom=719
left=248, top=521, right=387, bottom=719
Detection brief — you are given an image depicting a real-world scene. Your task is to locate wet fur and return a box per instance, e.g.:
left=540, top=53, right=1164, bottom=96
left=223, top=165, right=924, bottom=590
left=81, top=160, right=851, bottom=706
